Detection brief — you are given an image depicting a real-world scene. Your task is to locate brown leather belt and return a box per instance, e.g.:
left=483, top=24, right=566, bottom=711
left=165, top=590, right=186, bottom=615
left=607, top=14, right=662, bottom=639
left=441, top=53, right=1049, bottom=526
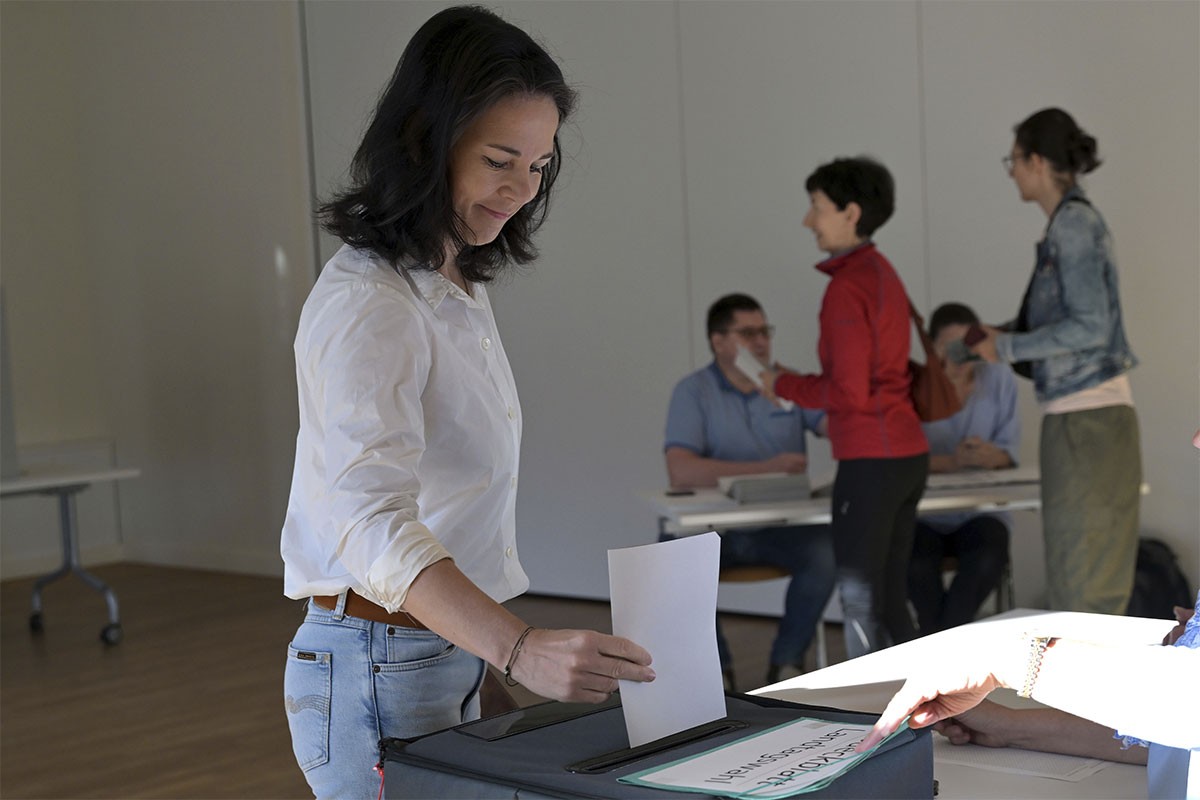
left=311, top=590, right=427, bottom=630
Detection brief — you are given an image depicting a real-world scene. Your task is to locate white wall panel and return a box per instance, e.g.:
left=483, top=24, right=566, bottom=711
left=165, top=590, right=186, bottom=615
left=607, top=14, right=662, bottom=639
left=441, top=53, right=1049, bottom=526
left=53, top=1, right=314, bottom=575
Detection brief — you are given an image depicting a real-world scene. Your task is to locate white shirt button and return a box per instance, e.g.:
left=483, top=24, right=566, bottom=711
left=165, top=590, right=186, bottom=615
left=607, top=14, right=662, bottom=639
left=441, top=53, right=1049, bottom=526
left=481, top=337, right=491, bottom=351
left=511, top=476, right=517, bottom=489
left=507, top=406, right=516, bottom=420
left=505, top=547, right=513, bottom=558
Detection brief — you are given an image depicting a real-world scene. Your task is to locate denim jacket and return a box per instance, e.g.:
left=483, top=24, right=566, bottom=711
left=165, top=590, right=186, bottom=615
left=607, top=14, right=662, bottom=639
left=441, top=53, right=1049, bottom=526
left=996, top=187, right=1137, bottom=402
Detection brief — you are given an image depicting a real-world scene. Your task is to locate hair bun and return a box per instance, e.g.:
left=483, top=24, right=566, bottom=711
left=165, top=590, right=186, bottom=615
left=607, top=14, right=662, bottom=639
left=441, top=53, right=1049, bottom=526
left=1068, top=128, right=1101, bottom=174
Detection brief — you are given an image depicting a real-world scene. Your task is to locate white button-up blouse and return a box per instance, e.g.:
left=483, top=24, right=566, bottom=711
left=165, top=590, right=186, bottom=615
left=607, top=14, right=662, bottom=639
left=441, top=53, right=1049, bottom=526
left=281, top=245, right=528, bottom=612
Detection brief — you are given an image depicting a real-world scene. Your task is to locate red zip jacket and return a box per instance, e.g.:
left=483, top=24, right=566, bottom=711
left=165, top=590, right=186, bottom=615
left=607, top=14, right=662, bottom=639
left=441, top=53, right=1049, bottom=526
left=775, top=242, right=927, bottom=461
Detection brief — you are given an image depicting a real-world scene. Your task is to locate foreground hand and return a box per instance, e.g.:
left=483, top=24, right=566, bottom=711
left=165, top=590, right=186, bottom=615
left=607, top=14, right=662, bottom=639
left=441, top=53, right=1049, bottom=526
left=855, top=655, right=1009, bottom=751
left=510, top=628, right=654, bottom=703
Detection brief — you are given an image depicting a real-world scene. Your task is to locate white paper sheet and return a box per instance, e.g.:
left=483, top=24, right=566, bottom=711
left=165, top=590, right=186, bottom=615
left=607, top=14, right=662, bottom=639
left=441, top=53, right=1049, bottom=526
left=733, top=346, right=768, bottom=389
left=609, top=532, right=727, bottom=747
left=932, top=738, right=1109, bottom=782
left=733, top=346, right=793, bottom=410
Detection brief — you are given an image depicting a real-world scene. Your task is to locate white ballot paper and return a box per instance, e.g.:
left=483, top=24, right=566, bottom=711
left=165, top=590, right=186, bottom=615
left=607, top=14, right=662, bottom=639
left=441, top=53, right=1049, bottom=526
left=733, top=345, right=769, bottom=389
left=608, top=532, right=726, bottom=747
left=734, top=346, right=793, bottom=410
left=619, top=717, right=905, bottom=797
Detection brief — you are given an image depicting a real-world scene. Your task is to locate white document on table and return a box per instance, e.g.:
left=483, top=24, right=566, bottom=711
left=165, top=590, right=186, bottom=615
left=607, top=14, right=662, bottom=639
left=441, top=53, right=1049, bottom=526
left=932, top=737, right=1108, bottom=781
left=609, top=531, right=726, bottom=747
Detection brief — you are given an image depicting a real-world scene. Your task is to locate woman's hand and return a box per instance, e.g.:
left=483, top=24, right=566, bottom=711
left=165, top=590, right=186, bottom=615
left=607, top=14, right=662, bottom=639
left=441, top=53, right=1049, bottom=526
left=955, top=437, right=1012, bottom=470
left=855, top=644, right=1021, bottom=751
left=1165, top=605, right=1196, bottom=646
left=969, top=325, right=1003, bottom=363
left=510, top=628, right=655, bottom=703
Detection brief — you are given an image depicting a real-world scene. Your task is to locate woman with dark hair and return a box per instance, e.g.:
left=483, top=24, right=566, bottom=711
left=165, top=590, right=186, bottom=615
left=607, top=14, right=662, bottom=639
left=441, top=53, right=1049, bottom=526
left=971, top=107, right=1140, bottom=615
left=908, top=302, right=1019, bottom=635
left=280, top=7, right=653, bottom=796
left=761, top=157, right=929, bottom=658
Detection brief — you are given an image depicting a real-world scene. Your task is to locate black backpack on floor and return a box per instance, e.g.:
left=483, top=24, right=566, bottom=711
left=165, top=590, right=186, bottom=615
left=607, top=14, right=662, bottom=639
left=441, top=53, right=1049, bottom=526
left=1125, top=537, right=1194, bottom=620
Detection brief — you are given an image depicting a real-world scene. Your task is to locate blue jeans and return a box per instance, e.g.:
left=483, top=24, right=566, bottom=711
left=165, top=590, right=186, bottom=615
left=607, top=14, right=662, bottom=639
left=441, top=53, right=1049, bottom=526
left=713, top=525, right=835, bottom=668
left=284, top=595, right=485, bottom=799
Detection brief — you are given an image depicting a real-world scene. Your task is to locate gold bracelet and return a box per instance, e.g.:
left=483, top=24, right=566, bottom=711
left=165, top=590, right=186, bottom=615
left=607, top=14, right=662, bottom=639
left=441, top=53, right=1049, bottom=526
left=1018, top=635, right=1055, bottom=698
left=503, top=625, right=536, bottom=687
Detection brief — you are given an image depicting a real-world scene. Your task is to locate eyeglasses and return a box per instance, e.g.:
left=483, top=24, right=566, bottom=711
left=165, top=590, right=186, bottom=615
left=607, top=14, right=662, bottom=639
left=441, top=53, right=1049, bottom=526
left=728, top=325, right=775, bottom=340
left=1002, top=152, right=1024, bottom=172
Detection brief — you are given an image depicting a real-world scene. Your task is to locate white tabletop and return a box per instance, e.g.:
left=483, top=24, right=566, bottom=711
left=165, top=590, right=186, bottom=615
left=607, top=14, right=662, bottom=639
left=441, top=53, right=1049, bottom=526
left=644, top=482, right=1043, bottom=534
left=0, top=465, right=141, bottom=496
left=752, top=609, right=1176, bottom=799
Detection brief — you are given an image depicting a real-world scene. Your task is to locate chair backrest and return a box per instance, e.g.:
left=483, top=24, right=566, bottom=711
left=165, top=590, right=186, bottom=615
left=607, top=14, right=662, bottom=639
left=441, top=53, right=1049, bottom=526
left=718, top=565, right=790, bottom=583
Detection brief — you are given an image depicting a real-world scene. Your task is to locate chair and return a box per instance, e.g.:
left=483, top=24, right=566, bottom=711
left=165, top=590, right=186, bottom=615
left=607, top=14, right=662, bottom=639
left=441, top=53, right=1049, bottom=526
left=656, top=517, right=831, bottom=687
left=718, top=563, right=828, bottom=672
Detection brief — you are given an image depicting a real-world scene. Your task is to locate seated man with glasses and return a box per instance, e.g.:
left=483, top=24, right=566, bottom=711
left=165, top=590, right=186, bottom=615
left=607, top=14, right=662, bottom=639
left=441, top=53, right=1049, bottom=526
left=663, top=293, right=835, bottom=690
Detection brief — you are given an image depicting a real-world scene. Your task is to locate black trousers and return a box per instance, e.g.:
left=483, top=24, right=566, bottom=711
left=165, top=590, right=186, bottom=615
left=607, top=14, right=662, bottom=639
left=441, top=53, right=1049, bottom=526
left=907, top=515, right=1010, bottom=636
left=831, top=453, right=928, bottom=658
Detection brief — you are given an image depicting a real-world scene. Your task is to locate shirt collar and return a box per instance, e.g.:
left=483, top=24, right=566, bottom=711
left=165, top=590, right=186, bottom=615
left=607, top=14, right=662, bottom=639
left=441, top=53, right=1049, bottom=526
left=405, top=266, right=478, bottom=311
left=708, top=361, right=755, bottom=398
left=815, top=241, right=875, bottom=276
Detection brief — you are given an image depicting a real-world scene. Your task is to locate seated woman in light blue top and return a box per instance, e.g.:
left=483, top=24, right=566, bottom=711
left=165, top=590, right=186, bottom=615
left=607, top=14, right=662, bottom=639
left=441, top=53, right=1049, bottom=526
left=908, top=303, right=1020, bottom=635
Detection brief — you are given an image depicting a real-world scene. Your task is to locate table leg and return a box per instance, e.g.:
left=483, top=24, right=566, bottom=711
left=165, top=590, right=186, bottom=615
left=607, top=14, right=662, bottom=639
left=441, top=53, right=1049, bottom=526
left=28, top=486, right=122, bottom=644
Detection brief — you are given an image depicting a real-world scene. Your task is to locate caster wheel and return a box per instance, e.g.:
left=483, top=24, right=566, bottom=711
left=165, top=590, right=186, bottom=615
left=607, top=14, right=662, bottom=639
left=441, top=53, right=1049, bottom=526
left=29, top=612, right=44, bottom=634
left=100, top=623, right=123, bottom=645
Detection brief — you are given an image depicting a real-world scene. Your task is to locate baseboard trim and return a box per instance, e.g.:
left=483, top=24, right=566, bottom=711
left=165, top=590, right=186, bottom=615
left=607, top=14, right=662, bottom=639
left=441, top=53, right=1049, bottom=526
left=0, top=543, right=126, bottom=580
left=123, top=541, right=284, bottom=577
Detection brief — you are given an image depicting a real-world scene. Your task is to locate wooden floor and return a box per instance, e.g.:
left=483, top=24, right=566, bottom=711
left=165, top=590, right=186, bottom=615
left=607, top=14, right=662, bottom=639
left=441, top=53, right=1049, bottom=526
left=1, top=563, right=845, bottom=799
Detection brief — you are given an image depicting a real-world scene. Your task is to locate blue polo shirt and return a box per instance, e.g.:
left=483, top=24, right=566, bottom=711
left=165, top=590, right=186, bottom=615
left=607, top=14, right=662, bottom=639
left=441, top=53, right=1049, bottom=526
left=664, top=362, right=825, bottom=460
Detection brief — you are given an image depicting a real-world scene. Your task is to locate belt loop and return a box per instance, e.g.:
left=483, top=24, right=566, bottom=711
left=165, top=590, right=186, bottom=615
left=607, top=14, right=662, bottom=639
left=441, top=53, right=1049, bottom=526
left=332, top=589, right=349, bottom=621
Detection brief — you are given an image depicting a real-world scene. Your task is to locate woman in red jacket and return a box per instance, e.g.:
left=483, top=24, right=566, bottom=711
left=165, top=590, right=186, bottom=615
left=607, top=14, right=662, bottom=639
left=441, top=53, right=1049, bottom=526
left=762, top=157, right=928, bottom=658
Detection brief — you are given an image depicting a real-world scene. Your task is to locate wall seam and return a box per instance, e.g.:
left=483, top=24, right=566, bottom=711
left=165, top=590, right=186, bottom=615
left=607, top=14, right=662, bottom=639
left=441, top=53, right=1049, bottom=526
left=297, top=0, right=323, bottom=280
left=674, top=0, right=696, bottom=367
left=916, top=0, right=932, bottom=314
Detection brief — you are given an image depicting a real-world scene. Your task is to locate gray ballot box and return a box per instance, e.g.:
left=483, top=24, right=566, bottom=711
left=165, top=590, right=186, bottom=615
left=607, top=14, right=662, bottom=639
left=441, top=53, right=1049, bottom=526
left=382, top=693, right=933, bottom=799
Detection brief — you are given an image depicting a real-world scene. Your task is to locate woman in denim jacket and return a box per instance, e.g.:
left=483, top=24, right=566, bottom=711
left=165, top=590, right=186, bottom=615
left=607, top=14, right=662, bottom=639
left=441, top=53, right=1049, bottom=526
left=971, top=108, right=1140, bottom=615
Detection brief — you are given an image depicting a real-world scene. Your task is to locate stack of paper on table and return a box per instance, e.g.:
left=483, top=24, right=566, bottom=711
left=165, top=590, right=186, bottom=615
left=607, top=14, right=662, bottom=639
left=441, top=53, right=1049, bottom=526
left=718, top=473, right=812, bottom=504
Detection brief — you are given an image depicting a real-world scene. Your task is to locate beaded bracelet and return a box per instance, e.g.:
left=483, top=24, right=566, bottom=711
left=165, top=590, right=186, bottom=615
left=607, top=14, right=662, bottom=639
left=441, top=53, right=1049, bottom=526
left=503, top=625, right=536, bottom=687
left=1018, top=635, right=1056, bottom=698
